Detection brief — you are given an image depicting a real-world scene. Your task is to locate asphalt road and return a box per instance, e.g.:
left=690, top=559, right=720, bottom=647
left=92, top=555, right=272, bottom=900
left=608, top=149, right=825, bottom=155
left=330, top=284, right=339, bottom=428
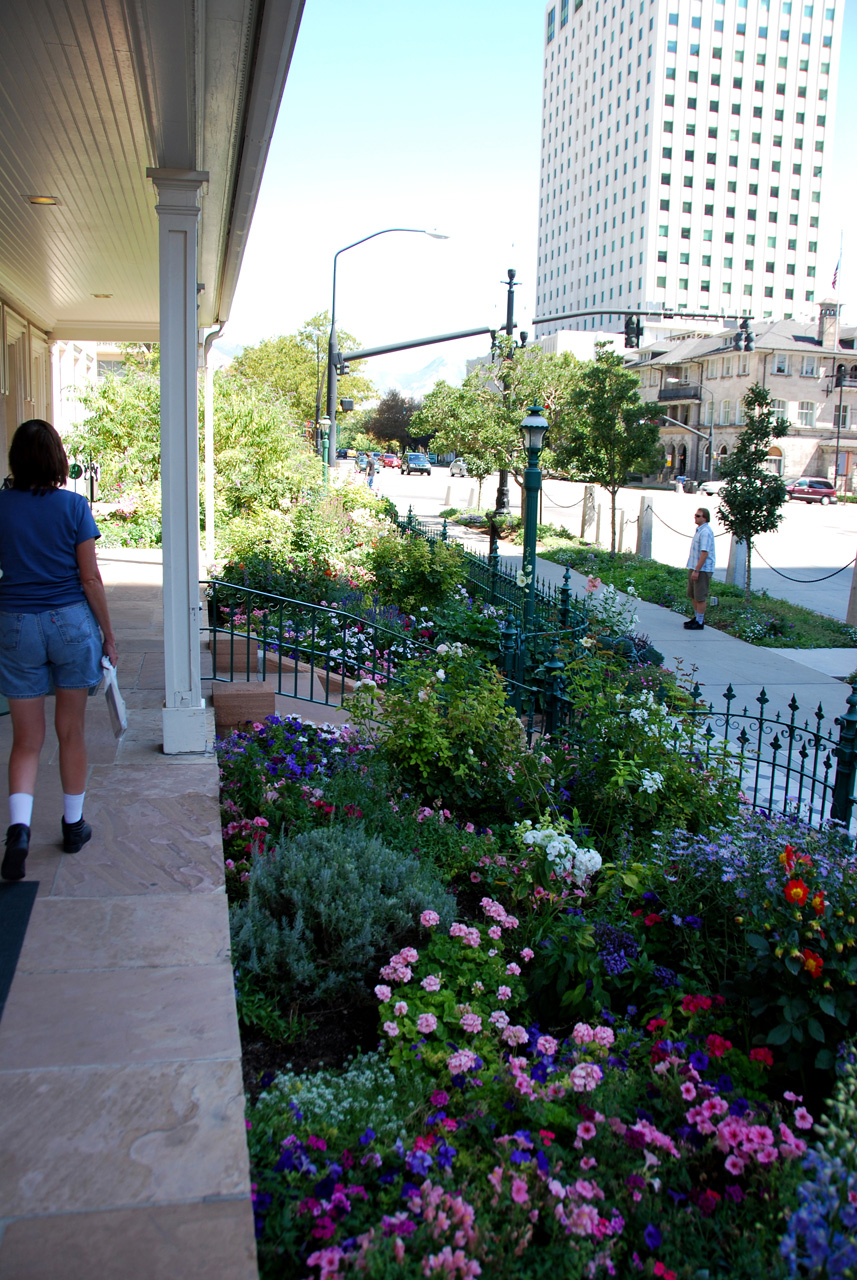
left=357, top=463, right=857, bottom=622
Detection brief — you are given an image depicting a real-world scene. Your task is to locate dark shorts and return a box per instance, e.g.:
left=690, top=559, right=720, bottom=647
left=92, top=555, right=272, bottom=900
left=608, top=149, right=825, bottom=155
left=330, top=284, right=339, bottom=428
left=0, top=602, right=103, bottom=698
left=687, top=571, right=712, bottom=604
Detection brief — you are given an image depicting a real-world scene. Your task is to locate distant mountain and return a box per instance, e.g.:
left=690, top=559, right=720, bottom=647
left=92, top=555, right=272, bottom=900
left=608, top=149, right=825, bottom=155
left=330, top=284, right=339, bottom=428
left=372, top=354, right=469, bottom=399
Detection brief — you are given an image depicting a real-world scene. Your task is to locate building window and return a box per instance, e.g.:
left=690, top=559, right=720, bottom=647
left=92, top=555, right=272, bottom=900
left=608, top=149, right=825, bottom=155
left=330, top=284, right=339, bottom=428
left=834, top=404, right=851, bottom=430
left=801, top=356, right=818, bottom=376
left=798, top=401, right=815, bottom=427
left=772, top=353, right=790, bottom=375
left=547, top=7, right=556, bottom=41
left=560, top=0, right=568, bottom=27
left=722, top=357, right=733, bottom=377
left=703, top=401, right=715, bottom=426
left=721, top=401, right=732, bottom=425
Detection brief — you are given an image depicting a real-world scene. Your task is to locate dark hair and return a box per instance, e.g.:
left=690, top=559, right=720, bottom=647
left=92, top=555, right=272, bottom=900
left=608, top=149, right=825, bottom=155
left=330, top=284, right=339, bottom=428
left=698, top=507, right=711, bottom=523
left=9, top=419, right=69, bottom=491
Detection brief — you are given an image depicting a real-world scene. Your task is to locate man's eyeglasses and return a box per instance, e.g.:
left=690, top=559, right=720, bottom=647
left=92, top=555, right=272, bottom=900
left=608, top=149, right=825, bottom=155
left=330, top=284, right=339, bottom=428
left=694, top=513, right=704, bottom=519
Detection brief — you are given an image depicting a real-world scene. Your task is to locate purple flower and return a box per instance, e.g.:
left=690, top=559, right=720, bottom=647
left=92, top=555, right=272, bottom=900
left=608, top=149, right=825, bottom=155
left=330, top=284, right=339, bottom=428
left=644, top=1223, right=662, bottom=1250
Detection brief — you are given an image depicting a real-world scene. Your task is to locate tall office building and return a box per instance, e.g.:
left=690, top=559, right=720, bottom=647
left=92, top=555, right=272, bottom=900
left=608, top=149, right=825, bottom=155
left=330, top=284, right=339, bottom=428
left=535, top=0, right=844, bottom=338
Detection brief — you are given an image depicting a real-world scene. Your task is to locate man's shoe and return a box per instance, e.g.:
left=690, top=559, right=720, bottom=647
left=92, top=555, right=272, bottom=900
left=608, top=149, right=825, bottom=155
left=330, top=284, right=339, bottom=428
left=1, top=824, right=30, bottom=881
left=62, top=817, right=92, bottom=854
left=683, top=619, right=704, bottom=630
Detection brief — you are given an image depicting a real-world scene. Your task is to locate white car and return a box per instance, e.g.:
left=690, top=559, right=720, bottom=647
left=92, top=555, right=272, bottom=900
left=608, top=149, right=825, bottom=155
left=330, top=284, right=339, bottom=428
left=698, top=479, right=726, bottom=496
left=449, top=457, right=468, bottom=477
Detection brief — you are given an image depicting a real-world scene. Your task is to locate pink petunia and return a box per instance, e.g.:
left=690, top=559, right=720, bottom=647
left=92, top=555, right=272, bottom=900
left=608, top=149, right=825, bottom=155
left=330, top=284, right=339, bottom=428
left=724, top=1154, right=745, bottom=1176
left=681, top=1082, right=697, bottom=1101
left=577, top=1121, right=597, bottom=1141
left=794, top=1107, right=814, bottom=1130
left=511, top=1176, right=530, bottom=1205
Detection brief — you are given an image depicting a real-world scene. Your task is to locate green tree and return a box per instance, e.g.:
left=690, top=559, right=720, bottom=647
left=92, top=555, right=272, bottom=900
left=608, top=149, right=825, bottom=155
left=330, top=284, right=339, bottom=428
left=558, top=343, right=663, bottom=552
left=66, top=343, right=160, bottom=492
left=365, top=389, right=422, bottom=451
left=717, top=384, right=789, bottom=602
left=229, top=312, right=375, bottom=427
left=412, top=343, right=581, bottom=497
left=213, top=372, right=321, bottom=516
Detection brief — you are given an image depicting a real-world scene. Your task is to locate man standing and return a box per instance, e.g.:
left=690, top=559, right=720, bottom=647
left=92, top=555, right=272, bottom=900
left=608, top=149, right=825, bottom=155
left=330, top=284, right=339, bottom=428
left=366, top=454, right=376, bottom=489
left=684, top=506, right=715, bottom=631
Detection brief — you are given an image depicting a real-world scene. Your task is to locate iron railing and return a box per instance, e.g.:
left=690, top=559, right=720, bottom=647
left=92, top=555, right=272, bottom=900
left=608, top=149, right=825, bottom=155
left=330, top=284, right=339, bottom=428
left=204, top=579, right=438, bottom=708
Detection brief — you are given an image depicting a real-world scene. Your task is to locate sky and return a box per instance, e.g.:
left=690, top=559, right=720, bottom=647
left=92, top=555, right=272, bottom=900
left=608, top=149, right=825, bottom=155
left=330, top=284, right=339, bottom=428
left=220, top=0, right=857, bottom=391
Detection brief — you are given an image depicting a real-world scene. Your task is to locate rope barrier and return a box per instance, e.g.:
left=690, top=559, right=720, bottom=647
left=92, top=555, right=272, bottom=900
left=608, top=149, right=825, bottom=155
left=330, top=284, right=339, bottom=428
left=652, top=510, right=729, bottom=538
left=752, top=546, right=857, bottom=584
left=541, top=491, right=585, bottom=510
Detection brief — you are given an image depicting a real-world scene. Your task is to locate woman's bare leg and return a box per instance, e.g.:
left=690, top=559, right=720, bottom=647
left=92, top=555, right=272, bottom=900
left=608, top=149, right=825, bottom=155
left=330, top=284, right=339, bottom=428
left=8, top=696, right=46, bottom=797
left=54, top=688, right=90, bottom=795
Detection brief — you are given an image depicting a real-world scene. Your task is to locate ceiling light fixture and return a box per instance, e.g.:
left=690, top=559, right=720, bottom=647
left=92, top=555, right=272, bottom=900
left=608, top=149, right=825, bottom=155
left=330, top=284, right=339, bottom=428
left=25, top=194, right=60, bottom=206
left=92, top=293, right=113, bottom=299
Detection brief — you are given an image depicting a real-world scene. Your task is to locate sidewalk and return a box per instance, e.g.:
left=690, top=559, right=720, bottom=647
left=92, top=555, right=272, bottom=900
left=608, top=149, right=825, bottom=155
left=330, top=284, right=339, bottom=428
left=446, top=523, right=856, bottom=730
left=0, top=551, right=256, bottom=1280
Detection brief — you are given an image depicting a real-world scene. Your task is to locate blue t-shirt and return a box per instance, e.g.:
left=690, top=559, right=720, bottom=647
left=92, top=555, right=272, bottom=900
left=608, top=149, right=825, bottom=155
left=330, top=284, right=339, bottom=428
left=0, top=488, right=100, bottom=612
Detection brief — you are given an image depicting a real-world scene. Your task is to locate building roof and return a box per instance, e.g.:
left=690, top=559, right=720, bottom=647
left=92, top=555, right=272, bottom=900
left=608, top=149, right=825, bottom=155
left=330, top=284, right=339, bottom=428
left=630, top=315, right=857, bottom=369
left=0, top=0, right=304, bottom=341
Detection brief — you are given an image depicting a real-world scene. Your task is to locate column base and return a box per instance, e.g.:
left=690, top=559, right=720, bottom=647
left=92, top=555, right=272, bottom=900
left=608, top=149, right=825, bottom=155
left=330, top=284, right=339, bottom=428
left=162, top=703, right=213, bottom=755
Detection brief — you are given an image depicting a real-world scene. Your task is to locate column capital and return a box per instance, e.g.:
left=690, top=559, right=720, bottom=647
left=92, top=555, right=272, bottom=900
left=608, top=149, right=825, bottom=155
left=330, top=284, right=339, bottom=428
left=146, top=169, right=210, bottom=213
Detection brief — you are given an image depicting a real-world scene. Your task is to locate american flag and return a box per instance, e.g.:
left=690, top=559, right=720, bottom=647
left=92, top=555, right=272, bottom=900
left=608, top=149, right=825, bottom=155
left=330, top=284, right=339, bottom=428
left=833, top=255, right=841, bottom=291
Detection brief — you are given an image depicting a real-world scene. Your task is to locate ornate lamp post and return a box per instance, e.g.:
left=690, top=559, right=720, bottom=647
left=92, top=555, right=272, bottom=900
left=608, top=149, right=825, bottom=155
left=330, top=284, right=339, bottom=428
left=520, top=404, right=548, bottom=636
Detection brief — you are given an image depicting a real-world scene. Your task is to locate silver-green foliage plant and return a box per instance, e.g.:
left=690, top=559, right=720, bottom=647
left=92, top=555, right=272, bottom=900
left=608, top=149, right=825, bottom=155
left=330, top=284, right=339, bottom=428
left=230, top=826, right=455, bottom=1005
left=252, top=1050, right=426, bottom=1149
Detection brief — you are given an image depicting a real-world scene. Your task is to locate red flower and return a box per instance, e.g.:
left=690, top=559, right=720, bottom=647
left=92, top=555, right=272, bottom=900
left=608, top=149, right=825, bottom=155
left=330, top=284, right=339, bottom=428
left=706, top=1033, right=733, bottom=1057
left=750, top=1047, right=774, bottom=1067
left=644, top=913, right=664, bottom=927
left=780, top=844, right=796, bottom=871
left=801, top=949, right=824, bottom=979
left=646, top=1017, right=668, bottom=1033
left=810, top=890, right=826, bottom=917
left=784, top=878, right=809, bottom=906
left=681, top=994, right=712, bottom=1014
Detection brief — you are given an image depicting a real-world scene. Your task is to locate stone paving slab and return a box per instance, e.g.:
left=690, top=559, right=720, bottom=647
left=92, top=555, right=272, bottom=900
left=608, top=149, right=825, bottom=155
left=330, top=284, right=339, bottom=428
left=0, top=1199, right=257, bottom=1280
left=0, top=552, right=255, bottom=1278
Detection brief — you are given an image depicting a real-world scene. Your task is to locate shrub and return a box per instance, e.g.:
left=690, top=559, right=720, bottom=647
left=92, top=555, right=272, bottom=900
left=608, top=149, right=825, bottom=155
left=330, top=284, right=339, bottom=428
left=347, top=645, right=551, bottom=822
left=368, top=530, right=467, bottom=614
left=229, top=825, right=455, bottom=1006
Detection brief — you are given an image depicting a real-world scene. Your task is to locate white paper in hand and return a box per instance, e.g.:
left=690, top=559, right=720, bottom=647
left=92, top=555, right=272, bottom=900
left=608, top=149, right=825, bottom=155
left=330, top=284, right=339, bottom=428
left=101, top=656, right=127, bottom=738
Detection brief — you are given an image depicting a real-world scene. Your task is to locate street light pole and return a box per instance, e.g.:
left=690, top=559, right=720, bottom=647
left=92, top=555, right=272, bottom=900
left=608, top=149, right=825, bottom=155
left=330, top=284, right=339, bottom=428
left=494, top=269, right=518, bottom=517
left=520, top=404, right=548, bottom=637
left=834, top=366, right=845, bottom=493
left=326, top=228, right=448, bottom=470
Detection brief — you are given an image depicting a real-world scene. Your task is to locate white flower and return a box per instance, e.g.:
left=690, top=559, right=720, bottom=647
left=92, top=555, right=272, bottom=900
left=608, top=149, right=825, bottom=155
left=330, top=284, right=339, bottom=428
left=436, top=643, right=449, bottom=655
left=629, top=708, right=648, bottom=725
left=418, top=688, right=430, bottom=702
left=516, top=570, right=531, bottom=587
left=580, top=636, right=596, bottom=649
left=436, top=669, right=446, bottom=681
left=639, top=770, right=665, bottom=794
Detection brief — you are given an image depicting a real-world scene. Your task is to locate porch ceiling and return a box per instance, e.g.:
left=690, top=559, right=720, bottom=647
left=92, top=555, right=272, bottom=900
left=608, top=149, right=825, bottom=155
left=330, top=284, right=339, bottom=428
left=0, top=0, right=303, bottom=340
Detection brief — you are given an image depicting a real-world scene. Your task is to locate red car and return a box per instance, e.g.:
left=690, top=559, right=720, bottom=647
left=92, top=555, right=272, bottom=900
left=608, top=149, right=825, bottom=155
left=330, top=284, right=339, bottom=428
left=381, top=454, right=401, bottom=468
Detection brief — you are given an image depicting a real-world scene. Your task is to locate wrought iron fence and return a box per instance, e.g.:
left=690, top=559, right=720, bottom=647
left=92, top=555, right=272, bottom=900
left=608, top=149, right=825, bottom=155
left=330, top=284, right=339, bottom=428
left=203, top=579, right=437, bottom=708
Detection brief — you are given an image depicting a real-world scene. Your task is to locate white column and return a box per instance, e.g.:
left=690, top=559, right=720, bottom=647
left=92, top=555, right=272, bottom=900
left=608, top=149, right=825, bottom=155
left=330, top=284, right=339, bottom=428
left=147, top=168, right=210, bottom=754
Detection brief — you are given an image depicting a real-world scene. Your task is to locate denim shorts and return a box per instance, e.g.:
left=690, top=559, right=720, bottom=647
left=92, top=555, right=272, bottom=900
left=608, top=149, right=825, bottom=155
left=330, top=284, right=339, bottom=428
left=0, top=602, right=103, bottom=698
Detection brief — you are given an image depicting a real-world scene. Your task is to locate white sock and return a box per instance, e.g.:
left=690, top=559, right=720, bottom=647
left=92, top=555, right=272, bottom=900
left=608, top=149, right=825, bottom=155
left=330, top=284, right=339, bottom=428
left=9, top=793, right=34, bottom=827
left=696, top=612, right=705, bottom=624
left=63, top=792, right=85, bottom=824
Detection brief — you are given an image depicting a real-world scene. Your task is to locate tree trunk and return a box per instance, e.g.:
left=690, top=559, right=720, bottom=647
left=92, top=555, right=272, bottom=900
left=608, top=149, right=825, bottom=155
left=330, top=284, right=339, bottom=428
left=610, top=490, right=617, bottom=554
left=744, top=540, right=752, bottom=604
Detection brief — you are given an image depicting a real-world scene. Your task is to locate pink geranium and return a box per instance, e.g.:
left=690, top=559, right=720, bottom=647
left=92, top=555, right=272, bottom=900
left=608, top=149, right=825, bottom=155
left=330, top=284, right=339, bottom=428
left=383, top=1021, right=399, bottom=1037
left=420, top=910, right=440, bottom=928
left=421, top=974, right=442, bottom=992
left=374, top=984, right=392, bottom=1002
left=417, top=1013, right=438, bottom=1034
left=497, top=985, right=512, bottom=1001
left=460, top=1013, right=483, bottom=1034
left=537, top=1035, right=558, bottom=1055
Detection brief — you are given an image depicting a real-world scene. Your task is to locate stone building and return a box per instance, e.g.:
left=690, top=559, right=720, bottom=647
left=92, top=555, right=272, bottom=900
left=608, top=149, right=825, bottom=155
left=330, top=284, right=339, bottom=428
left=630, top=300, right=857, bottom=485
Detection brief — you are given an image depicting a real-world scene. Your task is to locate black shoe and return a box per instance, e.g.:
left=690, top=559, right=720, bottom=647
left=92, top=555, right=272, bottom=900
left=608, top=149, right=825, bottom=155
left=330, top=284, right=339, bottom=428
left=683, top=619, right=704, bottom=630
left=2, top=824, right=30, bottom=881
left=62, top=817, right=92, bottom=854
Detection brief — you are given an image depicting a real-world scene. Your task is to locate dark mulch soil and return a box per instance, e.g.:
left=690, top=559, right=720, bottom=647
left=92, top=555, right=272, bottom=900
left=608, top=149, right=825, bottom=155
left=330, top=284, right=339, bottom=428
left=241, top=1002, right=380, bottom=1104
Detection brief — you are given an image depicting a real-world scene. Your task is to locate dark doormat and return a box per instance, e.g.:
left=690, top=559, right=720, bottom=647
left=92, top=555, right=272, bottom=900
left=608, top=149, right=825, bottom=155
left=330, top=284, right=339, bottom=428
left=0, top=881, right=38, bottom=1019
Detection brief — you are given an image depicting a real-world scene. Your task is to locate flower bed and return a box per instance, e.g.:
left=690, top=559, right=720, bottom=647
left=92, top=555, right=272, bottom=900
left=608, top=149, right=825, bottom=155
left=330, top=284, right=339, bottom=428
left=216, top=544, right=857, bottom=1279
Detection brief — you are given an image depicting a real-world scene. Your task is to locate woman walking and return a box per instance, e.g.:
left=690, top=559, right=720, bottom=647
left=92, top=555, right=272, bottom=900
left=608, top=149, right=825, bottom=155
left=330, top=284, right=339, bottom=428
left=0, top=420, right=117, bottom=882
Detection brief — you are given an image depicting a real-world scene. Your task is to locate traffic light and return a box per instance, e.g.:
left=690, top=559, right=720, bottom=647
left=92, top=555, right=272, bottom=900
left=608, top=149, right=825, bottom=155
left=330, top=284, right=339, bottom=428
left=337, top=358, right=351, bottom=377
left=624, top=315, right=641, bottom=348
left=835, top=364, right=845, bottom=388
left=739, top=317, right=755, bottom=351
left=732, top=330, right=744, bottom=352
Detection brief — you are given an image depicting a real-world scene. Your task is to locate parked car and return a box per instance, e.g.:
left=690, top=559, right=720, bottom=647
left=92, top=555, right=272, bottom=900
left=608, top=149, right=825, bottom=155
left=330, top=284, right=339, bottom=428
left=698, top=478, right=726, bottom=496
left=381, top=453, right=401, bottom=468
left=449, top=457, right=468, bottom=477
left=355, top=452, right=368, bottom=471
left=401, top=453, right=432, bottom=476
left=335, top=447, right=348, bottom=459
left=784, top=477, right=838, bottom=505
